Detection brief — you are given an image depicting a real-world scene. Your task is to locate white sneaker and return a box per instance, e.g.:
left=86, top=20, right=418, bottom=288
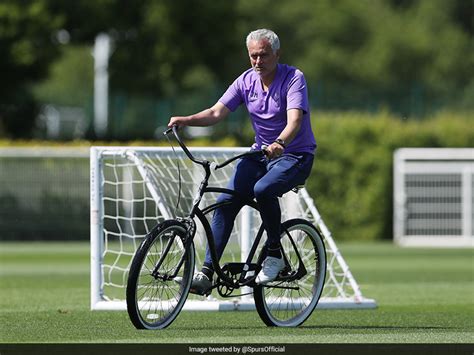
left=173, top=272, right=212, bottom=296
left=189, top=272, right=213, bottom=296
left=255, top=256, right=285, bottom=284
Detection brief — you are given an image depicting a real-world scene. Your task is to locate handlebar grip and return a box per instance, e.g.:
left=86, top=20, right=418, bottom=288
left=261, top=144, right=270, bottom=158
left=164, top=123, right=181, bottom=136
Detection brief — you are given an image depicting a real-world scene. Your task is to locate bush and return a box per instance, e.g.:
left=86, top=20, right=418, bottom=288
left=1, top=111, right=471, bottom=241
left=307, top=111, right=474, bottom=241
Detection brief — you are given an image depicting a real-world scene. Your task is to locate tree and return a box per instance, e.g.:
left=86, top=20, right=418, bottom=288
left=237, top=0, right=473, bottom=114
left=0, top=0, right=64, bottom=137
left=2, top=0, right=471, bottom=138
left=46, top=0, right=240, bottom=96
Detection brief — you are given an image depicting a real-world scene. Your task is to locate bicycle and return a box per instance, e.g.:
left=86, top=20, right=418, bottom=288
left=126, top=125, right=326, bottom=329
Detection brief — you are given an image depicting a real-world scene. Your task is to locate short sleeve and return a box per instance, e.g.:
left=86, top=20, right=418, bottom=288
left=218, top=77, right=244, bottom=112
left=286, top=71, right=309, bottom=114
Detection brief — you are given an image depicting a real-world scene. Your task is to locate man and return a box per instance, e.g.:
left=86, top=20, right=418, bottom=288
left=168, top=29, right=316, bottom=295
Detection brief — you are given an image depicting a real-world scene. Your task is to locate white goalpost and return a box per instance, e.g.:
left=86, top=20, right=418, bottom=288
left=90, top=146, right=376, bottom=311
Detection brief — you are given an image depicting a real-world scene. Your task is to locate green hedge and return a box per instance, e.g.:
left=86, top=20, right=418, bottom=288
left=1, top=111, right=472, bottom=241
left=306, top=111, right=473, bottom=241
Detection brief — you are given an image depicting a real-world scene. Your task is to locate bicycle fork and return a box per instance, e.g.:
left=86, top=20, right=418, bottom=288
left=151, top=220, right=196, bottom=281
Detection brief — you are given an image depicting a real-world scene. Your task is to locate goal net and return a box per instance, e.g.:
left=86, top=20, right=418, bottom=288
left=90, top=146, right=376, bottom=310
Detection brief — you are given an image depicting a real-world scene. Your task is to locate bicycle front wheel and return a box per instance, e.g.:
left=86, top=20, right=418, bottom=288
left=126, top=220, right=195, bottom=329
left=254, top=218, right=326, bottom=327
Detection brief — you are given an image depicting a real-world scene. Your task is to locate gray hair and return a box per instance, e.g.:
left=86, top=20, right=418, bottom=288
left=246, top=29, right=280, bottom=53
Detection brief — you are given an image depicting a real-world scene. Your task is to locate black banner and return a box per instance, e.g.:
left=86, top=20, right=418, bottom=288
left=0, top=344, right=473, bottom=355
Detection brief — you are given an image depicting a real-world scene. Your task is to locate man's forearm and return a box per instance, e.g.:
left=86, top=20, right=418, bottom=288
left=277, top=109, right=303, bottom=145
left=169, top=102, right=229, bottom=128
left=186, top=108, right=223, bottom=126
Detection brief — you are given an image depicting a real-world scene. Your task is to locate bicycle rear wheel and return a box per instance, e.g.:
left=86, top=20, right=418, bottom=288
left=126, top=220, right=195, bottom=329
left=253, top=218, right=326, bottom=327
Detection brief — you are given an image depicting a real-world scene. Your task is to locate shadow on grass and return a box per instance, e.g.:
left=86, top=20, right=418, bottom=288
left=301, top=324, right=462, bottom=331
left=169, top=322, right=462, bottom=332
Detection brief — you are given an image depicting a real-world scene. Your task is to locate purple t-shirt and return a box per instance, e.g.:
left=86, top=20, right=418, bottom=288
left=219, top=63, right=316, bottom=154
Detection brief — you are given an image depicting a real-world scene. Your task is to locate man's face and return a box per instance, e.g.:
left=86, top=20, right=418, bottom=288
left=248, top=39, right=279, bottom=78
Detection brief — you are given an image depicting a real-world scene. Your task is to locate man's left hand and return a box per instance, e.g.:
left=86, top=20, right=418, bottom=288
left=265, top=142, right=284, bottom=159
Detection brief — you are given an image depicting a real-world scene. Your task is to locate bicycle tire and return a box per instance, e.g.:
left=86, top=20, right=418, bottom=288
left=126, top=220, right=195, bottom=329
left=253, top=218, right=326, bottom=327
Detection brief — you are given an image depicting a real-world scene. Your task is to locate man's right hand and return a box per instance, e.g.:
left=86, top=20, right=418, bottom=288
left=168, top=116, right=188, bottom=128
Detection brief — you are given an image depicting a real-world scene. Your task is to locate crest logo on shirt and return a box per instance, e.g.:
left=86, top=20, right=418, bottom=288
left=248, top=91, right=258, bottom=101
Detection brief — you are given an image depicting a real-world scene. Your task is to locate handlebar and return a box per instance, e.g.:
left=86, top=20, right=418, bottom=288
left=164, top=125, right=265, bottom=169
left=164, top=125, right=204, bottom=166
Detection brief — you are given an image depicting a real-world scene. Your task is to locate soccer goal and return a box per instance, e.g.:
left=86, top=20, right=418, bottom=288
left=90, top=146, right=376, bottom=311
left=394, top=148, right=474, bottom=247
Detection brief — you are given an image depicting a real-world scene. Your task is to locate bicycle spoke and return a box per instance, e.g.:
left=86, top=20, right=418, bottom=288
left=254, top=219, right=326, bottom=327
left=126, top=222, right=194, bottom=329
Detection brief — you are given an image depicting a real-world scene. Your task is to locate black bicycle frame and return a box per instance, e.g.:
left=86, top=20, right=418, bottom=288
left=164, top=126, right=306, bottom=288
left=192, top=187, right=267, bottom=288
left=164, top=125, right=269, bottom=288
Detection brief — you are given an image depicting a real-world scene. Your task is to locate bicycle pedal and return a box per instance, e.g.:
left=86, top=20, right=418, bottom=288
left=189, top=286, right=213, bottom=297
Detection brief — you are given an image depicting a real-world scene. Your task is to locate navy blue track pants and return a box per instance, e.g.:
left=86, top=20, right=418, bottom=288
left=204, top=151, right=314, bottom=266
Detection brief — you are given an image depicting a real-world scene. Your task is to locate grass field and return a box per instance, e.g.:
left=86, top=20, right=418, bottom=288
left=0, top=241, right=473, bottom=343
